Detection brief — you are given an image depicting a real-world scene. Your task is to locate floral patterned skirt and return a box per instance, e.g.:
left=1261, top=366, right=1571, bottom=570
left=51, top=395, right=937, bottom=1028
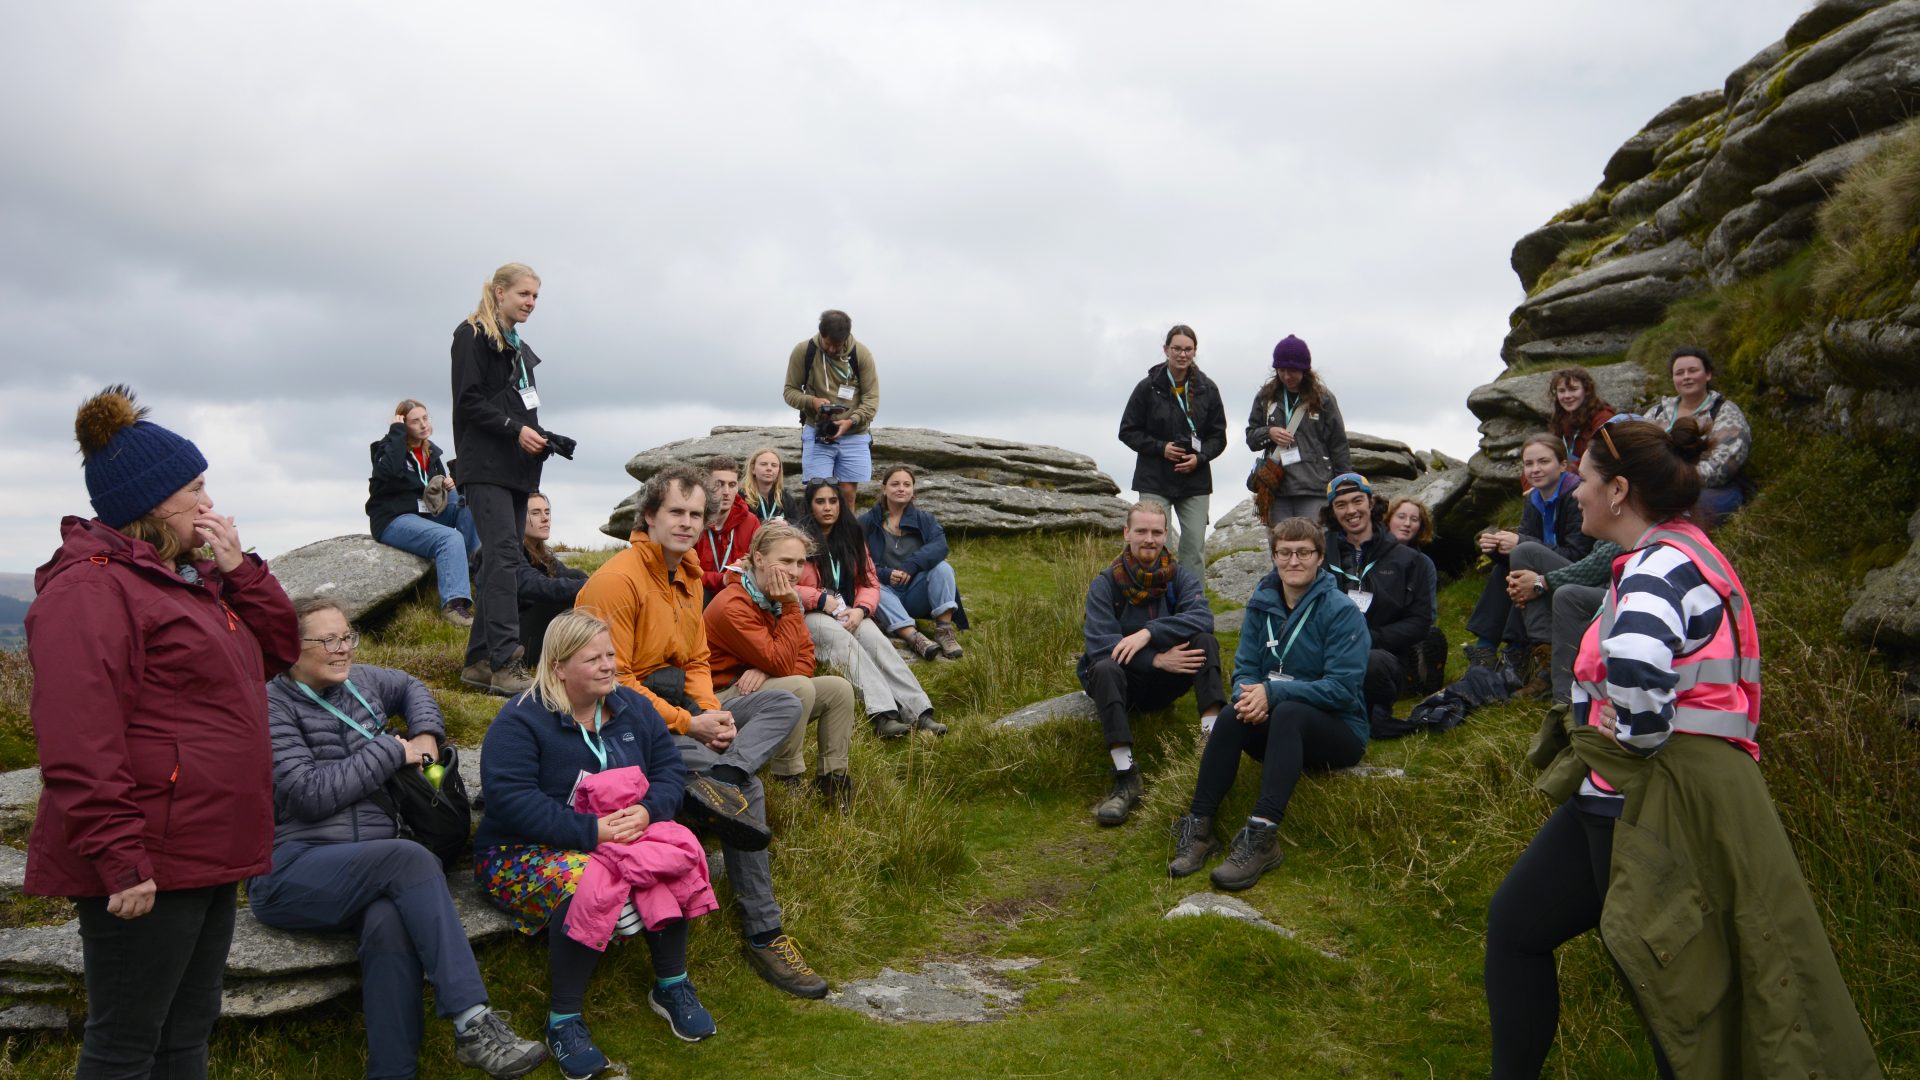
left=475, top=845, right=591, bottom=936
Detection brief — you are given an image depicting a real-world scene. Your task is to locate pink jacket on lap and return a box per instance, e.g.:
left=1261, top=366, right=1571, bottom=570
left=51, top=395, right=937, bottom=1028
left=563, top=766, right=717, bottom=951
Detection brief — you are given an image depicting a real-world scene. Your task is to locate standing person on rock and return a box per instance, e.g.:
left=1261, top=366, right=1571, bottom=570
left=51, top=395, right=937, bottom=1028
left=1320, top=474, right=1439, bottom=729
left=696, top=455, right=760, bottom=607
left=366, top=398, right=481, bottom=627
left=782, top=309, right=878, bottom=514
left=574, top=464, right=828, bottom=1001
left=1118, top=324, right=1227, bottom=570
left=1075, top=502, right=1225, bottom=827
left=27, top=386, right=300, bottom=1079
left=1246, top=335, right=1350, bottom=527
left=455, top=262, right=551, bottom=698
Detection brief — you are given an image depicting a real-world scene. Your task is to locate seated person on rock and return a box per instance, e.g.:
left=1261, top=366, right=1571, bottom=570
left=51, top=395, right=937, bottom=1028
left=796, top=478, right=945, bottom=739
left=366, top=399, right=481, bottom=627
left=1321, top=474, right=1440, bottom=725
left=1642, top=347, right=1751, bottom=527
left=252, top=598, right=547, bottom=1080
left=1076, top=501, right=1223, bottom=828
left=1465, top=433, right=1594, bottom=697
left=697, top=455, right=760, bottom=607
left=1384, top=496, right=1450, bottom=695
left=704, top=522, right=861, bottom=809
left=518, top=491, right=589, bottom=663
left=1168, top=517, right=1369, bottom=892
left=1546, top=367, right=1616, bottom=469
left=574, top=463, right=826, bottom=1001
left=859, top=464, right=969, bottom=662
left=475, top=609, right=719, bottom=1076
left=740, top=447, right=797, bottom=524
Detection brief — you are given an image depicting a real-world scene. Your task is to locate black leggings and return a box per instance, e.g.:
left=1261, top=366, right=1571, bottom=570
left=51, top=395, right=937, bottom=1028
left=547, top=896, right=689, bottom=1016
left=1189, top=698, right=1364, bottom=823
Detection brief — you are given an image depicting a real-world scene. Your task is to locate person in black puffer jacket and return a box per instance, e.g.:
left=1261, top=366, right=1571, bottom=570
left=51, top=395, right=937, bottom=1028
left=1117, top=324, right=1227, bottom=570
left=1321, top=474, right=1438, bottom=728
left=248, top=598, right=546, bottom=1080
left=366, top=398, right=480, bottom=628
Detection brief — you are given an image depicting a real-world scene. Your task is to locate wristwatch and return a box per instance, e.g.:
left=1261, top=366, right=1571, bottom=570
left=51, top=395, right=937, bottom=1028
left=1532, top=576, right=1548, bottom=598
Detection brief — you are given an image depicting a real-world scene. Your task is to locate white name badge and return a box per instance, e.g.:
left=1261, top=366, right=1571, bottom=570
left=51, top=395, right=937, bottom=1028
left=1267, top=670, right=1295, bottom=683
left=1349, top=590, right=1374, bottom=613
left=1189, top=435, right=1202, bottom=452
left=519, top=386, right=541, bottom=409
left=836, top=384, right=856, bottom=400
left=417, top=499, right=430, bottom=514
left=1279, top=447, right=1303, bottom=466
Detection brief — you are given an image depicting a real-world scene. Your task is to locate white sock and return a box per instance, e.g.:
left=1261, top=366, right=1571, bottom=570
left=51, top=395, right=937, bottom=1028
left=1110, top=745, right=1134, bottom=772
left=1199, top=711, right=1218, bottom=736
left=1248, top=815, right=1276, bottom=830
left=454, top=1004, right=489, bottom=1032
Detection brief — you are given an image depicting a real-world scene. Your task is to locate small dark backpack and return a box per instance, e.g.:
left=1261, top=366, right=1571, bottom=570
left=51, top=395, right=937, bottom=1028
left=371, top=744, right=473, bottom=871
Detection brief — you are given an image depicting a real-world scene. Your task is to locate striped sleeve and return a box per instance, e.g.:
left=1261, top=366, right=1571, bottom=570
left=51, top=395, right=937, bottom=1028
left=1602, top=544, right=1724, bottom=756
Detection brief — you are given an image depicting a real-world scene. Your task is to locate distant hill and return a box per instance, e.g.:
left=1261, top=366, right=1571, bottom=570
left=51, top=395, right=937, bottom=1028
left=0, top=595, right=27, bottom=624
left=0, top=573, right=33, bottom=602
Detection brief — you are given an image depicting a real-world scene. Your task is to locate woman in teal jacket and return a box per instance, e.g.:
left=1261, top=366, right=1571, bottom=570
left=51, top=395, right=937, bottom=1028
left=1168, top=516, right=1369, bottom=892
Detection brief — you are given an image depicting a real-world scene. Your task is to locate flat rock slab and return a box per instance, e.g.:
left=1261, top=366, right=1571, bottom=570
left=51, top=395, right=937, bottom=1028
left=829, top=957, right=1040, bottom=1024
left=996, top=692, right=1095, bottom=730
left=222, top=973, right=361, bottom=1018
left=0, top=768, right=41, bottom=831
left=268, top=536, right=432, bottom=623
left=0, top=1002, right=71, bottom=1031
left=0, top=846, right=25, bottom=896
left=1165, top=893, right=1340, bottom=960
left=1332, top=765, right=1406, bottom=780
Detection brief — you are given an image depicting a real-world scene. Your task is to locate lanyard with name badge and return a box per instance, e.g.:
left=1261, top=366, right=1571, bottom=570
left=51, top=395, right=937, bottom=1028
left=294, top=678, right=386, bottom=744
left=407, top=451, right=434, bottom=513
left=1331, top=559, right=1378, bottom=614
left=1263, top=595, right=1321, bottom=681
left=1168, top=369, right=1200, bottom=452
left=706, top=530, right=734, bottom=573
left=514, top=346, right=540, bottom=410
left=1273, top=389, right=1305, bottom=466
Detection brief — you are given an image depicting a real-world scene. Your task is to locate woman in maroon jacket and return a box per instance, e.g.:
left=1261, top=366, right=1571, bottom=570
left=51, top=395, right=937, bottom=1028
left=24, top=386, right=298, bottom=1078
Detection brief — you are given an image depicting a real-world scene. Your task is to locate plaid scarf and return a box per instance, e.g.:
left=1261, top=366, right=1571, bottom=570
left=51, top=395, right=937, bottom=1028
left=1111, top=547, right=1178, bottom=606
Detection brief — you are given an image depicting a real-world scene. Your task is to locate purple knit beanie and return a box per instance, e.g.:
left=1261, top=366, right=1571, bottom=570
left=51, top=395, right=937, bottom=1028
left=1272, top=335, right=1312, bottom=371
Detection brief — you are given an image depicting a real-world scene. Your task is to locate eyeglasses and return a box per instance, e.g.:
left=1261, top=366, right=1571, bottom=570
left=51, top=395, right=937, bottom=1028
left=1273, top=548, right=1319, bottom=565
left=1166, top=346, right=1196, bottom=355
left=301, top=633, right=360, bottom=653
left=1597, top=413, right=1649, bottom=459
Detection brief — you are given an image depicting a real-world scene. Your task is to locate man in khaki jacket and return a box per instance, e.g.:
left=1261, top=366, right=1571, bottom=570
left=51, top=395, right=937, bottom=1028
left=782, top=309, right=879, bottom=513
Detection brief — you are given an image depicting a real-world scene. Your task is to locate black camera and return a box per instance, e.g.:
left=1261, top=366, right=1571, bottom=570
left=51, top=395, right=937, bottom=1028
left=814, top=403, right=847, bottom=443
left=537, top=428, right=577, bottom=461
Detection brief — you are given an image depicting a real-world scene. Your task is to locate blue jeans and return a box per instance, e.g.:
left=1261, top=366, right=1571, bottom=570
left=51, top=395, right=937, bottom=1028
left=250, top=840, right=488, bottom=1080
left=875, top=561, right=959, bottom=633
left=380, top=502, right=480, bottom=606
left=799, top=426, right=873, bottom=483
left=1695, top=484, right=1745, bottom=529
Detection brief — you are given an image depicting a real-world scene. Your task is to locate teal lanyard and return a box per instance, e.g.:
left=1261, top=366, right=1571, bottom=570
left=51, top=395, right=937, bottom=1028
left=577, top=703, right=607, bottom=771
left=515, top=350, right=530, bottom=390
left=1167, top=371, right=1198, bottom=440
left=826, top=554, right=842, bottom=594
left=406, top=450, right=431, bottom=489
left=705, top=530, right=734, bottom=572
left=1264, top=596, right=1321, bottom=673
left=825, top=348, right=853, bottom=383
left=294, top=677, right=383, bottom=742
left=756, top=492, right=781, bottom=520
left=741, top=569, right=782, bottom=615
left=1280, top=389, right=1298, bottom=428
left=1331, top=560, right=1378, bottom=589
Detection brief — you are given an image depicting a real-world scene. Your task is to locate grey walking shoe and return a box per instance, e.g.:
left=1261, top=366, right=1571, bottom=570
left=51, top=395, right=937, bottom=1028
left=1092, top=767, right=1143, bottom=826
left=460, top=659, right=494, bottom=692
left=452, top=1009, right=548, bottom=1079
left=1167, top=814, right=1220, bottom=878
left=934, top=623, right=964, bottom=660
left=441, top=598, right=475, bottom=628
left=1209, top=821, right=1285, bottom=892
left=912, top=710, right=948, bottom=737
left=488, top=659, right=535, bottom=697
left=903, top=630, right=940, bottom=661
left=871, top=711, right=911, bottom=739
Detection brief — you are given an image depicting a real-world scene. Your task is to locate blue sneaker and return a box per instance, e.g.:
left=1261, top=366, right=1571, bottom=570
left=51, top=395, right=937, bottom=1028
left=545, top=1016, right=610, bottom=1080
left=648, top=978, right=717, bottom=1041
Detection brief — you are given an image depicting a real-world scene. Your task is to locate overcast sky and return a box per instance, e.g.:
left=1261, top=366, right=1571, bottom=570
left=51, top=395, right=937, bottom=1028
left=0, top=1, right=1807, bottom=575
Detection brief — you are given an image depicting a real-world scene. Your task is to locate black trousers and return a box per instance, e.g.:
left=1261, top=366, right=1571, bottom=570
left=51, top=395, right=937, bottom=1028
left=1190, top=698, right=1364, bottom=823
left=1466, top=554, right=1524, bottom=646
left=546, top=895, right=688, bottom=1016
left=74, top=882, right=237, bottom=1080
left=1080, top=633, right=1225, bottom=747
left=463, top=483, right=530, bottom=669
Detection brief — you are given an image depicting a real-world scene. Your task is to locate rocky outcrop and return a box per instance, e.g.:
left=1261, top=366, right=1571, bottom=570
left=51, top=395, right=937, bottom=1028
left=603, top=426, right=1128, bottom=538
left=268, top=536, right=432, bottom=622
left=1844, top=507, right=1920, bottom=650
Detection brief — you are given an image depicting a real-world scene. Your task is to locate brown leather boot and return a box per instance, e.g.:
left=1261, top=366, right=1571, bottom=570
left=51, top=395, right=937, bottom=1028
left=1517, top=642, right=1554, bottom=699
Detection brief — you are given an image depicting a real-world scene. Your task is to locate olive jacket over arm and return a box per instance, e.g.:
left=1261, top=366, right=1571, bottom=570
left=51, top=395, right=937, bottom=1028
left=1117, top=362, right=1228, bottom=501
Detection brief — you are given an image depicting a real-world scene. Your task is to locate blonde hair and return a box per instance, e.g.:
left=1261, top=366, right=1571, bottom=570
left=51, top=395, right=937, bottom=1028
left=530, top=608, right=611, bottom=714
left=465, top=263, right=539, bottom=351
left=749, top=521, right=814, bottom=560
left=119, top=513, right=192, bottom=564
left=393, top=398, right=427, bottom=419
left=740, top=447, right=785, bottom=505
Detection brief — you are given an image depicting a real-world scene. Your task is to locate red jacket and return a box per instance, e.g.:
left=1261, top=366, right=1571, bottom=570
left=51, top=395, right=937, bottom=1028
left=24, top=517, right=299, bottom=896
left=696, top=499, right=760, bottom=599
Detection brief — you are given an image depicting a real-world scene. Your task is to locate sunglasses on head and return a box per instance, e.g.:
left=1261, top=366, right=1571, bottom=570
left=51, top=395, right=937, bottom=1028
left=1598, top=413, right=1650, bottom=458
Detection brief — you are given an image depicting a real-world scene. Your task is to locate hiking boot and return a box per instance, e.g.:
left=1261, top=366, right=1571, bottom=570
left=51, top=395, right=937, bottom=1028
left=460, top=659, right=494, bottom=692
left=648, top=978, right=716, bottom=1042
left=815, top=771, right=854, bottom=812
left=488, top=660, right=535, bottom=697
left=682, top=773, right=772, bottom=852
left=1168, top=814, right=1220, bottom=878
left=452, top=1009, right=547, bottom=1079
left=1092, top=767, right=1143, bottom=826
left=1210, top=821, right=1285, bottom=892
left=903, top=630, right=940, bottom=661
left=1497, top=644, right=1528, bottom=690
left=1464, top=642, right=1497, bottom=670
left=442, top=598, right=475, bottom=628
left=934, top=623, right=964, bottom=660
left=913, top=710, right=948, bottom=736
left=773, top=773, right=805, bottom=793
left=1517, top=643, right=1554, bottom=700
left=742, top=934, right=829, bottom=999
left=871, top=711, right=911, bottom=739
left=543, top=1015, right=608, bottom=1080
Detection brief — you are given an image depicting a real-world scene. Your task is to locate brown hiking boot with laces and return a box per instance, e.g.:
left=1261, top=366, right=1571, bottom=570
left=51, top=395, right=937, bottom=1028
left=743, top=934, right=828, bottom=999
left=934, top=623, right=964, bottom=660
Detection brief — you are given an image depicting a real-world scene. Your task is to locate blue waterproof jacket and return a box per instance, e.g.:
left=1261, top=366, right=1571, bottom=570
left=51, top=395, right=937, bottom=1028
left=1229, top=568, right=1371, bottom=746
